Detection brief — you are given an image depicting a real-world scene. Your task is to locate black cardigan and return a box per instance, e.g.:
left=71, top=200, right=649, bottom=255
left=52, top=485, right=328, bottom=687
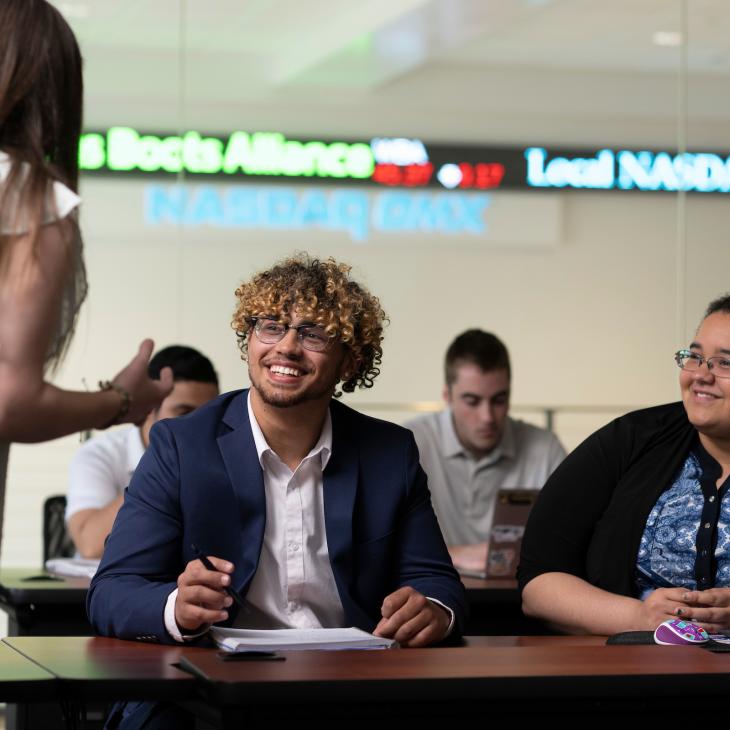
left=518, top=402, right=696, bottom=597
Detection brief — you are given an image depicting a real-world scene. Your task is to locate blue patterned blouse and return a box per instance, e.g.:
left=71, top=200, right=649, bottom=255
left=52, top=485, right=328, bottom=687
left=635, top=444, right=730, bottom=598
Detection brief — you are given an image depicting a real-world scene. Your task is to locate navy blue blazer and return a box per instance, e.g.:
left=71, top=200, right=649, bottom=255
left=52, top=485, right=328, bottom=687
left=87, top=390, right=466, bottom=644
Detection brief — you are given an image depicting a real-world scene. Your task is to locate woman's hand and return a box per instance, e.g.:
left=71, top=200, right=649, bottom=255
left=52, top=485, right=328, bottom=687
left=675, top=589, right=730, bottom=633
left=638, top=588, right=693, bottom=630
left=111, top=339, right=173, bottom=425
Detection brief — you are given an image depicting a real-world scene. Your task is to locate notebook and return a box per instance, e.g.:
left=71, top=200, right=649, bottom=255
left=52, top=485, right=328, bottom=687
left=210, top=627, right=396, bottom=652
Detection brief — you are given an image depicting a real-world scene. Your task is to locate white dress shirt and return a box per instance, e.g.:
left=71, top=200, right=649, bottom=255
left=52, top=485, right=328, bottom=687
left=236, top=394, right=345, bottom=629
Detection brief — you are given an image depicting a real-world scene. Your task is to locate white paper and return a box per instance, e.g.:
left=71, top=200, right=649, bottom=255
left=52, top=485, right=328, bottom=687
left=211, top=626, right=396, bottom=652
left=44, top=557, right=100, bottom=579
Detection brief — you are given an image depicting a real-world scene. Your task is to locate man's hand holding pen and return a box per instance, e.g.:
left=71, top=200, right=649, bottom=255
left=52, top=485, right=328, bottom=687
left=175, top=548, right=237, bottom=633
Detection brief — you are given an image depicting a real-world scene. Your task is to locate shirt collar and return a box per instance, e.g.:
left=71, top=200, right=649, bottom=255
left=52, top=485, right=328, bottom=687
left=438, top=407, right=515, bottom=463
left=499, top=417, right=516, bottom=460
left=439, top=407, right=465, bottom=459
left=246, top=391, right=332, bottom=471
left=692, top=437, right=729, bottom=495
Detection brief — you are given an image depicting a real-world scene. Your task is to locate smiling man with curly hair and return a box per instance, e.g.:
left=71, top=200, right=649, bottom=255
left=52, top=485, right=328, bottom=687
left=231, top=255, right=385, bottom=402
left=90, top=253, right=466, bottom=706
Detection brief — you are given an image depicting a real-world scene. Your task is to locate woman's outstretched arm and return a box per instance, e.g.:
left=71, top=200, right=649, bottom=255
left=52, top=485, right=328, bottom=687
left=0, top=220, right=172, bottom=442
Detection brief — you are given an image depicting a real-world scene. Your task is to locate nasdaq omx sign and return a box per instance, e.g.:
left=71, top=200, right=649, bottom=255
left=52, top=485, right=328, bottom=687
left=525, top=147, right=730, bottom=193
left=144, top=184, right=490, bottom=242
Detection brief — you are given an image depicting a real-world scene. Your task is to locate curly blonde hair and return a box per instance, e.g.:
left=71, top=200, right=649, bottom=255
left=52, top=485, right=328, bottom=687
left=232, top=254, right=387, bottom=394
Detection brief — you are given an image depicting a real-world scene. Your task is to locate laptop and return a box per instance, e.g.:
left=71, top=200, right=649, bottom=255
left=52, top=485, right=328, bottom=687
left=459, top=488, right=539, bottom=579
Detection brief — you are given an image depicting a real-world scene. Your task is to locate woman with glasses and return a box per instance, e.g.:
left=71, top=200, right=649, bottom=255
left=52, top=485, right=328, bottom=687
left=519, top=294, right=730, bottom=634
left=0, top=0, right=172, bottom=552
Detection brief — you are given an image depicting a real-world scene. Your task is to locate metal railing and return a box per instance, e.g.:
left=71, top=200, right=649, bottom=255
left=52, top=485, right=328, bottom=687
left=352, top=402, right=651, bottom=433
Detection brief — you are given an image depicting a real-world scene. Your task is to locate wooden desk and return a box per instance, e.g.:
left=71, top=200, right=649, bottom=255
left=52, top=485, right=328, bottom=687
left=178, top=637, right=730, bottom=722
left=0, top=642, right=55, bottom=702
left=3, top=636, right=205, bottom=730
left=0, top=569, right=529, bottom=637
left=7, top=635, right=730, bottom=724
left=0, top=641, right=59, bottom=730
left=4, top=636, right=199, bottom=703
left=0, top=572, right=93, bottom=730
left=0, top=569, right=91, bottom=636
left=181, top=635, right=633, bottom=707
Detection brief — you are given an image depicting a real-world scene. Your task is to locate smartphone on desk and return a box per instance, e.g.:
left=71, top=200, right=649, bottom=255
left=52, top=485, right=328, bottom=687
left=217, top=651, right=285, bottom=662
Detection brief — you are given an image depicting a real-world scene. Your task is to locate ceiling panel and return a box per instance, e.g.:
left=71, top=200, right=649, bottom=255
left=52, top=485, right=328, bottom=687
left=51, top=0, right=730, bottom=147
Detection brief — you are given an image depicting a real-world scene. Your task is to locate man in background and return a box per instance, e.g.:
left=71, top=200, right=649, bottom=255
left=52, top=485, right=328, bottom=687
left=66, top=345, right=219, bottom=558
left=406, top=329, right=565, bottom=574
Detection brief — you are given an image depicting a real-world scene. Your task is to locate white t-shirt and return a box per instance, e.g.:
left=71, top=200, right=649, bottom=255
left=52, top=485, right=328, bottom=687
left=65, top=426, right=146, bottom=521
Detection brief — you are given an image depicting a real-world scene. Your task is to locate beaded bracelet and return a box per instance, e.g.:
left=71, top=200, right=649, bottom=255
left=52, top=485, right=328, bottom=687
left=98, top=380, right=132, bottom=429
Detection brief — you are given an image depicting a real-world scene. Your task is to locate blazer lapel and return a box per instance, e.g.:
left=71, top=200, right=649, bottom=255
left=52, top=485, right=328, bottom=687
left=323, top=404, right=358, bottom=595
left=217, top=391, right=266, bottom=596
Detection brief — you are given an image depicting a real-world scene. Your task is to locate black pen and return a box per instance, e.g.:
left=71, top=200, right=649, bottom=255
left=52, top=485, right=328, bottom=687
left=190, top=543, right=248, bottom=611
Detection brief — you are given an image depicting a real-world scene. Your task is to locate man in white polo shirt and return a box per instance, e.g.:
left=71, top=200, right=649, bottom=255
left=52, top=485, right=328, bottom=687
left=406, top=329, right=566, bottom=574
left=66, top=345, right=219, bottom=558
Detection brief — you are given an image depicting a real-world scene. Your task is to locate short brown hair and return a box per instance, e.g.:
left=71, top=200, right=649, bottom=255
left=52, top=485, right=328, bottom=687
left=705, top=294, right=730, bottom=318
left=445, top=329, right=511, bottom=386
left=231, top=254, right=387, bottom=394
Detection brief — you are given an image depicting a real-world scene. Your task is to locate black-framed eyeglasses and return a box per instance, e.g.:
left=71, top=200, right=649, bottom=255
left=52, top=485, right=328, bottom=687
left=250, top=317, right=332, bottom=352
left=675, top=349, right=730, bottom=379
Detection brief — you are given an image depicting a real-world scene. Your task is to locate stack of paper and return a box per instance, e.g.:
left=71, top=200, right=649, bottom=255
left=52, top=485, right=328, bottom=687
left=211, top=627, right=396, bottom=652
left=44, top=557, right=100, bottom=579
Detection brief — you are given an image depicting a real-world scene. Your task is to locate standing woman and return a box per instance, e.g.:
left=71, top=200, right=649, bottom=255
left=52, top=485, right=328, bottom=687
left=0, top=0, right=172, bottom=547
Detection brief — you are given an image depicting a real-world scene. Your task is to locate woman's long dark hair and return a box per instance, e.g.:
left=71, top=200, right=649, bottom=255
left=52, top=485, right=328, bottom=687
left=0, top=0, right=86, bottom=367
